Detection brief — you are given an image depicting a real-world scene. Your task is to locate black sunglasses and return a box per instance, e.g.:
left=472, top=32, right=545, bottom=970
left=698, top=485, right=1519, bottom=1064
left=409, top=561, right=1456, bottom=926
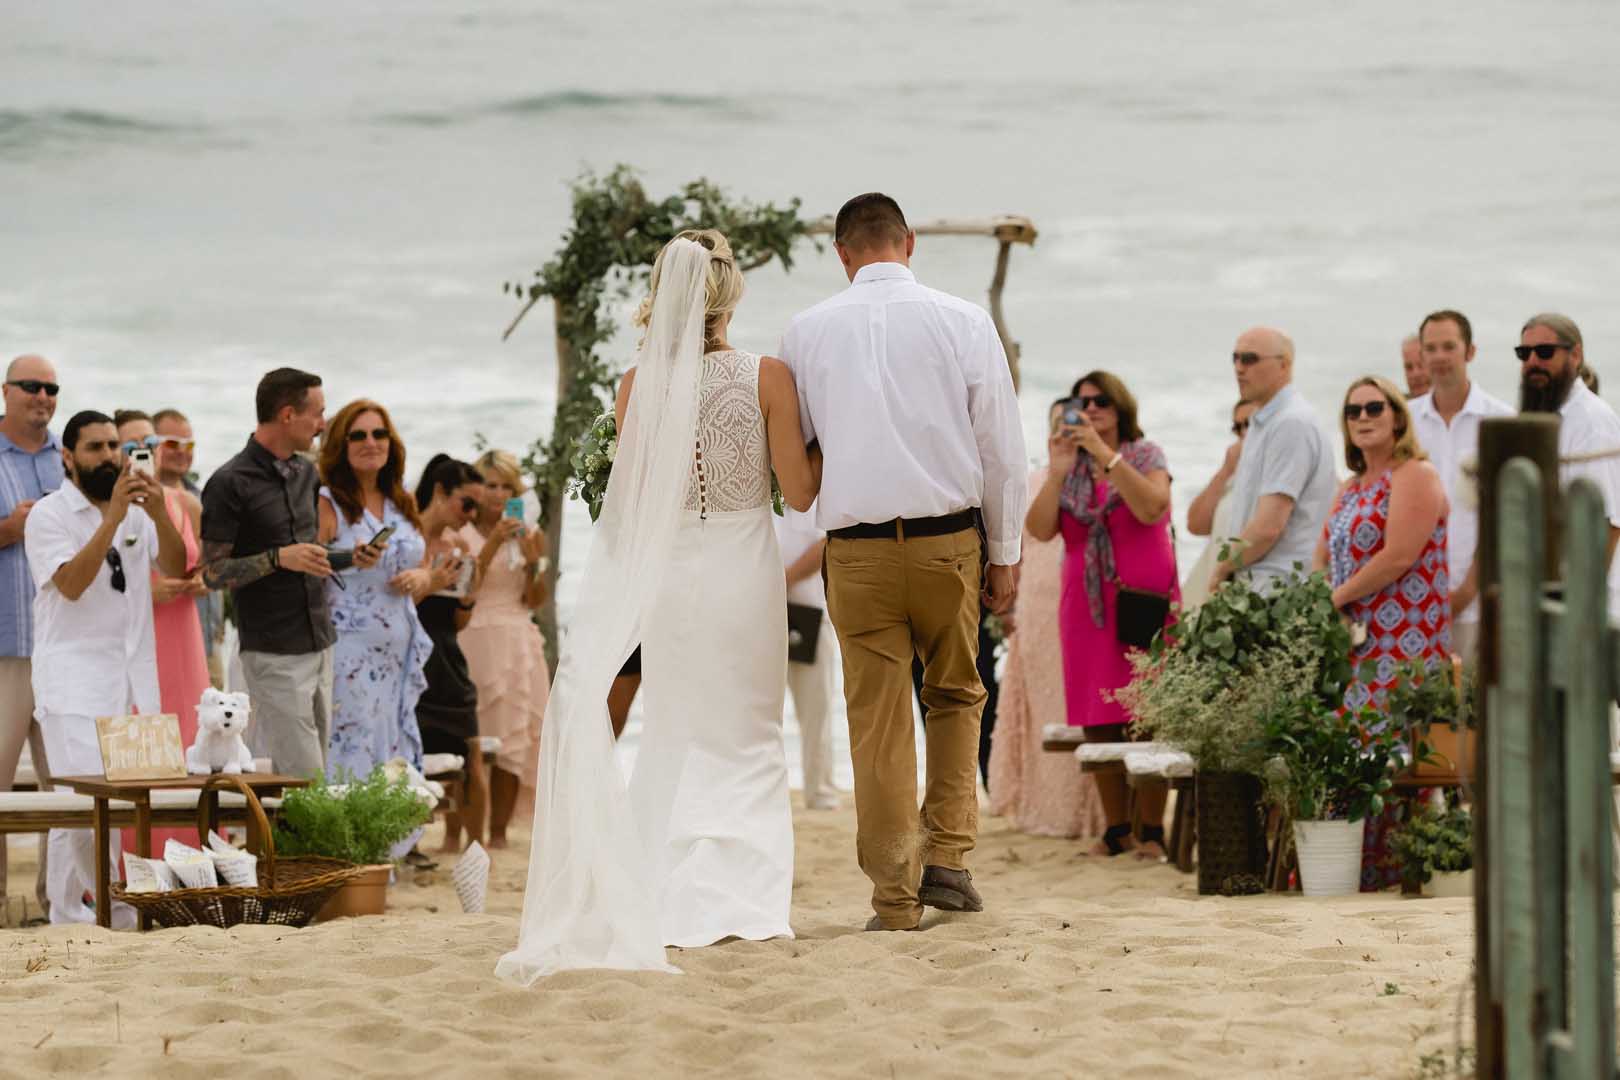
left=1343, top=401, right=1390, bottom=421
left=7, top=379, right=60, bottom=397
left=1231, top=419, right=1251, bottom=437
left=1232, top=351, right=1283, bottom=367
left=1514, top=343, right=1567, bottom=362
left=105, top=549, right=126, bottom=594
left=346, top=427, right=391, bottom=444
left=1076, top=393, right=1112, bottom=411
left=460, top=495, right=478, bottom=514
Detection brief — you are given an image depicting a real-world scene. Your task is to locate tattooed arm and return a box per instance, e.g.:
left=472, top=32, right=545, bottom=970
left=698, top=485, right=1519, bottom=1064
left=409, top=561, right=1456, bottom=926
left=200, top=539, right=274, bottom=591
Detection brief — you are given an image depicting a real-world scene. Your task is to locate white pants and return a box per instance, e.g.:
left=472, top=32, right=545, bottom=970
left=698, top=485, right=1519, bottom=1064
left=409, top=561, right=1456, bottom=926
left=40, top=712, right=134, bottom=928
left=787, top=614, right=840, bottom=809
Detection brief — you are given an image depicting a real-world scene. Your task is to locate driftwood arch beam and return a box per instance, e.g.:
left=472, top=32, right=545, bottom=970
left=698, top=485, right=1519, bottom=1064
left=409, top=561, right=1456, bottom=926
left=805, top=215, right=1039, bottom=391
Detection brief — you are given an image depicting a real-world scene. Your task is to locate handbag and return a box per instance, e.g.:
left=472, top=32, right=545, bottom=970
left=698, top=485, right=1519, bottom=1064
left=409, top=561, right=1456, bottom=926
left=1115, top=587, right=1171, bottom=650
left=787, top=603, right=823, bottom=665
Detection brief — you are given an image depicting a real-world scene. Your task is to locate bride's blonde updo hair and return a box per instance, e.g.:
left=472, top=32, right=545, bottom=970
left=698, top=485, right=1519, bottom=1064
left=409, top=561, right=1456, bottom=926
left=634, top=229, right=744, bottom=350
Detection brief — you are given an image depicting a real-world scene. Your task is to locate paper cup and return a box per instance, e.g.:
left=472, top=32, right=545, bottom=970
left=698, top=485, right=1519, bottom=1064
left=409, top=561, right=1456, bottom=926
left=123, top=853, right=178, bottom=893
left=452, top=842, right=491, bottom=914
left=164, top=839, right=220, bottom=889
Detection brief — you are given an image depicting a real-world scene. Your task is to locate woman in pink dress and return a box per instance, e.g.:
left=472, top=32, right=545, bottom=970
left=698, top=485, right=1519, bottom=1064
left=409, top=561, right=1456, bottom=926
left=457, top=450, right=551, bottom=849
left=1025, top=373, right=1178, bottom=859
left=988, top=400, right=1108, bottom=839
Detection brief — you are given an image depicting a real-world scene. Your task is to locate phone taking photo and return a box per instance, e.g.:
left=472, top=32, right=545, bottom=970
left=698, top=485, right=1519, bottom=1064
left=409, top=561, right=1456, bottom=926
left=369, top=524, right=396, bottom=547
left=503, top=497, right=525, bottom=522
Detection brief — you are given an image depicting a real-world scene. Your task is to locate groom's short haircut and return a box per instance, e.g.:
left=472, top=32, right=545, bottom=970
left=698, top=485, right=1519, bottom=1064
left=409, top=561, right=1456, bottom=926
left=834, top=193, right=909, bottom=251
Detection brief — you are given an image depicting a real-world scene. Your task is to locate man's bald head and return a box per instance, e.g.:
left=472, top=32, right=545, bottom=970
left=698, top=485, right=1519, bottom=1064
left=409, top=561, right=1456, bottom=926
left=7, top=354, right=56, bottom=383
left=1231, top=326, right=1295, bottom=406
left=2, top=353, right=60, bottom=440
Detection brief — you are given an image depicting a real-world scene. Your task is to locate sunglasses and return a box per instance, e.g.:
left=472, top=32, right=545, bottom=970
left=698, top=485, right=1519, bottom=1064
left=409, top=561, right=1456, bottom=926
left=1076, top=393, right=1112, bottom=411
left=120, top=434, right=162, bottom=454
left=1231, top=419, right=1251, bottom=437
left=460, top=496, right=478, bottom=514
left=1514, top=343, right=1567, bottom=362
left=1232, top=352, right=1282, bottom=367
left=105, top=549, right=126, bottom=594
left=1343, top=401, right=1390, bottom=421
left=346, top=427, right=391, bottom=444
left=7, top=379, right=60, bottom=397
left=157, top=436, right=196, bottom=453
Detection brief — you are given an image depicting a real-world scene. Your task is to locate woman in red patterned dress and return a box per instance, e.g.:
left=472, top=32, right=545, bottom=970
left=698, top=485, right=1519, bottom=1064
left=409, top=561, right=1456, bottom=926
left=1314, top=375, right=1450, bottom=889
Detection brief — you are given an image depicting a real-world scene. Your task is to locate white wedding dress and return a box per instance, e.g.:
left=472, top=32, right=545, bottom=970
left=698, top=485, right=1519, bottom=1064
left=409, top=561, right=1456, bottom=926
left=631, top=348, right=794, bottom=947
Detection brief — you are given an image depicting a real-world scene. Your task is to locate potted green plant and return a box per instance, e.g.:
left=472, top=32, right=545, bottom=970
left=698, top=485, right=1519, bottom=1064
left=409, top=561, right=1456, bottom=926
left=272, top=765, right=434, bottom=920
left=1259, top=700, right=1404, bottom=895
left=1118, top=561, right=1352, bottom=895
left=1385, top=659, right=1476, bottom=782
left=1390, top=805, right=1473, bottom=897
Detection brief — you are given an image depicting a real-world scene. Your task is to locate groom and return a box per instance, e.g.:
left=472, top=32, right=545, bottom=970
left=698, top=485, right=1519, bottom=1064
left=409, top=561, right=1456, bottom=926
left=782, top=193, right=1026, bottom=931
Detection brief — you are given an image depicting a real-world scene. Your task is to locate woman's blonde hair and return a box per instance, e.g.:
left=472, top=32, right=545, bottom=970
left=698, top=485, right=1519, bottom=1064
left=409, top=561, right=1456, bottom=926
left=633, top=229, right=744, bottom=351
left=1340, top=375, right=1427, bottom=475
left=475, top=448, right=525, bottom=492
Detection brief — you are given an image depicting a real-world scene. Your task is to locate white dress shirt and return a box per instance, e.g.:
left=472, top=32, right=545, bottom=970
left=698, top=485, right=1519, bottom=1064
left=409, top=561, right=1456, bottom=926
left=1408, top=382, right=1514, bottom=625
left=1557, top=378, right=1620, bottom=613
left=24, top=481, right=161, bottom=719
left=781, top=263, right=1028, bottom=565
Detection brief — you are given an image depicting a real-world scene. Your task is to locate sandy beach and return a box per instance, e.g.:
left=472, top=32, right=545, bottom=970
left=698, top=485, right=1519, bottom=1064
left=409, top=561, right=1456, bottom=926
left=0, top=802, right=1474, bottom=1079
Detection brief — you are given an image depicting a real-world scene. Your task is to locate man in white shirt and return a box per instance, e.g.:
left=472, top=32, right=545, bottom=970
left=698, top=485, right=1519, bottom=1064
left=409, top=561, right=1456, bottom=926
left=775, top=506, right=841, bottom=811
left=1407, top=310, right=1513, bottom=661
left=1402, top=333, right=1431, bottom=399
left=782, top=193, right=1026, bottom=932
left=24, top=410, right=185, bottom=926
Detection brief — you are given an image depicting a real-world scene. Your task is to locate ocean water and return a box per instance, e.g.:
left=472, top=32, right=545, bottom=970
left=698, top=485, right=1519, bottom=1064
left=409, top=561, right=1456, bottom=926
left=6, top=1, right=1620, bottom=786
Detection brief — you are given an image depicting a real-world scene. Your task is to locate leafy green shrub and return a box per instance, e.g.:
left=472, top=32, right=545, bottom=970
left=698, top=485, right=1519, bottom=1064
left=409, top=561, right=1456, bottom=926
left=272, top=766, right=432, bottom=866
left=1384, top=658, right=1475, bottom=733
left=1259, top=699, right=1404, bottom=822
left=1390, top=806, right=1473, bottom=888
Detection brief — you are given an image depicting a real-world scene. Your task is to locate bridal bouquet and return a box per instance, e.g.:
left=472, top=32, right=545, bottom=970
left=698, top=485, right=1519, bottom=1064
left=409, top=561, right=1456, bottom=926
left=569, top=412, right=785, bottom=521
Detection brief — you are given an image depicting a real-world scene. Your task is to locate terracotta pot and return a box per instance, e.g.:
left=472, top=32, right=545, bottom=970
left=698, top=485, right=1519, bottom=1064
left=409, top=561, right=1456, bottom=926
left=314, top=864, right=393, bottom=922
left=1411, top=723, right=1475, bottom=781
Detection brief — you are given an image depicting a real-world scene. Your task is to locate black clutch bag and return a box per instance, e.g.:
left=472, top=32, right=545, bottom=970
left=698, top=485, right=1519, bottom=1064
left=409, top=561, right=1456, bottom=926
left=1115, top=587, right=1170, bottom=650
left=787, top=603, right=823, bottom=665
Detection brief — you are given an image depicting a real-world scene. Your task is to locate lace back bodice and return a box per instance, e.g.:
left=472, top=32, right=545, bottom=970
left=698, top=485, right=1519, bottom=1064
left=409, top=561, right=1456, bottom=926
left=685, top=350, right=771, bottom=514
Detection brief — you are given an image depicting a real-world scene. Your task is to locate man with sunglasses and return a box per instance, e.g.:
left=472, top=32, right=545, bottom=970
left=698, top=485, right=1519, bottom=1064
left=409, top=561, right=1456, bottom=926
left=23, top=410, right=185, bottom=926
left=1211, top=327, right=1336, bottom=593
left=0, top=354, right=66, bottom=921
left=1407, top=310, right=1512, bottom=662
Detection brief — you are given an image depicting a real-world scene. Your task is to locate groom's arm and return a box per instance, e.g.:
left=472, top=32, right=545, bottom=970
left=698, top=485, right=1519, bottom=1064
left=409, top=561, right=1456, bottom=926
left=965, top=312, right=1028, bottom=567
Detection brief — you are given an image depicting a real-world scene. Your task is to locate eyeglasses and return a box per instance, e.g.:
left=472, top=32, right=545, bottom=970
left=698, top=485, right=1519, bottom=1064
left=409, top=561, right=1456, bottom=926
left=1076, top=393, right=1112, bottom=411
left=1343, top=401, right=1390, bottom=421
left=120, top=435, right=162, bottom=454
left=1515, top=343, right=1567, bottom=362
left=1231, top=420, right=1251, bottom=437
left=346, top=427, right=391, bottom=444
left=1232, top=352, right=1283, bottom=367
left=157, top=436, right=196, bottom=453
left=6, top=379, right=60, bottom=397
left=105, top=549, right=126, bottom=594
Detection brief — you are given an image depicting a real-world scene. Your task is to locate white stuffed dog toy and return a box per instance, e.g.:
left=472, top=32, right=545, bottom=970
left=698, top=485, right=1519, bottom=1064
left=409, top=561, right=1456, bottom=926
left=187, top=688, right=256, bottom=775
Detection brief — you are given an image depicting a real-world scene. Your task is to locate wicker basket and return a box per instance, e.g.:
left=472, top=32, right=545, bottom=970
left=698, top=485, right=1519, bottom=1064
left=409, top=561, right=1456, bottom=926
left=111, top=774, right=366, bottom=929
left=1195, top=770, right=1269, bottom=896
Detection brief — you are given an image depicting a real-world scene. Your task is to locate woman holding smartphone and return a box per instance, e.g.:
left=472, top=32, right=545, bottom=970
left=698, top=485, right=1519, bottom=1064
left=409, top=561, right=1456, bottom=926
left=456, top=449, right=551, bottom=849
left=317, top=399, right=445, bottom=780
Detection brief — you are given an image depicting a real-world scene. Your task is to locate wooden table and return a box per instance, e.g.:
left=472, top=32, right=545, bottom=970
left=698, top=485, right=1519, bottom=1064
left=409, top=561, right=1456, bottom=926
left=56, top=772, right=309, bottom=930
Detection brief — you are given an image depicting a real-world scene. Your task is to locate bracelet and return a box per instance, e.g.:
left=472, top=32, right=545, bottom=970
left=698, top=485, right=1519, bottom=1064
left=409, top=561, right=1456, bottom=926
left=268, top=546, right=280, bottom=570
left=456, top=598, right=477, bottom=611
left=1104, top=452, right=1123, bottom=473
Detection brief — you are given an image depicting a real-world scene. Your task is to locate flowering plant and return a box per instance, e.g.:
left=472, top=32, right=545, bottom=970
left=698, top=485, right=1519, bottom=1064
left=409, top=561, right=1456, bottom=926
left=567, top=412, right=785, bottom=522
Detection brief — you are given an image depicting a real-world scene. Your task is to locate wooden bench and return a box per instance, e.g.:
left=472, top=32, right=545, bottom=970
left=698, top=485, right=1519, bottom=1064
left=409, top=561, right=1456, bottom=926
left=0, top=788, right=282, bottom=835
left=1073, top=742, right=1196, bottom=873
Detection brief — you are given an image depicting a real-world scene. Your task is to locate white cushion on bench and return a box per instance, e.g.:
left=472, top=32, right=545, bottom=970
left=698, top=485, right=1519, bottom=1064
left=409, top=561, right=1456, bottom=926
left=1076, top=741, right=1168, bottom=764
left=1124, top=748, right=1195, bottom=779
left=0, top=790, right=281, bottom=815
left=476, top=736, right=502, bottom=755
left=1041, top=724, right=1085, bottom=745
left=423, top=753, right=465, bottom=777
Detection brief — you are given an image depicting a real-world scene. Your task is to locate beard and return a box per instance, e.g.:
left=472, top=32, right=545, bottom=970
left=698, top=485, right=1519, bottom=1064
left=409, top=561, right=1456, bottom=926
left=1520, top=365, right=1576, bottom=413
left=75, top=461, right=121, bottom=502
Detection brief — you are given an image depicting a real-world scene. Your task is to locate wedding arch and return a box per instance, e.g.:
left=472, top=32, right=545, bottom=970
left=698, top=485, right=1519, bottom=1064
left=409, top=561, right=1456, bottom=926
left=499, top=165, right=1036, bottom=656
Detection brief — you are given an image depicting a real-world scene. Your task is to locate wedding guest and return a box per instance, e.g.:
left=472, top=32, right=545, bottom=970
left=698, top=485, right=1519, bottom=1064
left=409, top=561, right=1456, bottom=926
left=413, top=455, right=487, bottom=854
left=25, top=411, right=185, bottom=925
left=0, top=355, right=63, bottom=915
left=202, top=369, right=378, bottom=778
left=459, top=449, right=550, bottom=848
left=1314, top=377, right=1449, bottom=891
left=1026, top=372, right=1176, bottom=858
left=1181, top=398, right=1257, bottom=611
left=1212, top=327, right=1337, bottom=593
left=1401, top=333, right=1430, bottom=399
left=1407, top=310, right=1511, bottom=661
left=153, top=408, right=226, bottom=686
left=317, top=399, right=436, bottom=780
left=988, top=399, right=1107, bottom=839
left=777, top=504, right=840, bottom=811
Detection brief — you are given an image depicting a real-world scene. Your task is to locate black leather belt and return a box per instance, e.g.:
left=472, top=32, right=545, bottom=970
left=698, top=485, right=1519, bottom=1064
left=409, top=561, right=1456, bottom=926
left=828, top=510, right=978, bottom=541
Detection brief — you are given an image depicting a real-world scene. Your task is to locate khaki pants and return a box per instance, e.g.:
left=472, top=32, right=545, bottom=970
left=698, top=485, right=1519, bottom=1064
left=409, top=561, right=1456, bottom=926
left=240, top=648, right=333, bottom=780
left=825, top=528, right=985, bottom=927
left=0, top=656, right=50, bottom=915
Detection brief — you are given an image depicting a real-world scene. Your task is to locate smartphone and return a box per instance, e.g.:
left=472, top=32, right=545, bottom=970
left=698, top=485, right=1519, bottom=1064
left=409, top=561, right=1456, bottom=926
left=503, top=497, right=525, bottom=522
left=129, top=448, right=156, bottom=478
left=369, top=524, right=396, bottom=547
left=1059, top=398, right=1087, bottom=428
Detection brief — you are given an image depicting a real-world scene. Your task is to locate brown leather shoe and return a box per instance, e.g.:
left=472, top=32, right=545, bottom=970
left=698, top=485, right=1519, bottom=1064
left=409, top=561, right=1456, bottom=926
left=919, top=865, right=983, bottom=912
left=864, top=915, right=921, bottom=932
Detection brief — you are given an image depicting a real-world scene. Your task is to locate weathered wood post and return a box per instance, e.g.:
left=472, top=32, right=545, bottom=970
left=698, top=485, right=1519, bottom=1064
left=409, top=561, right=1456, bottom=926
left=1474, top=415, right=1560, bottom=1080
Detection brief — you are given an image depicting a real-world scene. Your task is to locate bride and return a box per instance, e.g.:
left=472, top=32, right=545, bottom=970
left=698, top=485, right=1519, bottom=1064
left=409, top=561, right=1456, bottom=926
left=497, top=230, right=821, bottom=982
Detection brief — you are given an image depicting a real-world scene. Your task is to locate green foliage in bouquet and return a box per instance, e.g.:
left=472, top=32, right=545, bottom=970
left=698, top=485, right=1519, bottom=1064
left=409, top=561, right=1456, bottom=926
left=1258, top=698, right=1404, bottom=822
left=1384, top=658, right=1476, bottom=733
left=569, top=411, right=785, bottom=522
left=272, top=767, right=432, bottom=867
left=1390, top=805, right=1473, bottom=888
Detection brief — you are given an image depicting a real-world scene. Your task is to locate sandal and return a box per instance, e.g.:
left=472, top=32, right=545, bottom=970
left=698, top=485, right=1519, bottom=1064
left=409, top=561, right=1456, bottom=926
left=1090, top=823, right=1133, bottom=857
left=1135, top=824, right=1169, bottom=862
